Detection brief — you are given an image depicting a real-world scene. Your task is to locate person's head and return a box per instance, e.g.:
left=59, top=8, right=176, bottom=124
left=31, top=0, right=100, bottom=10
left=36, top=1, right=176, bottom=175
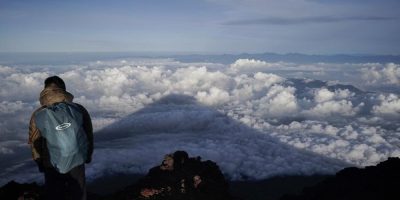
left=44, top=76, right=66, bottom=90
left=160, top=154, right=174, bottom=171
left=173, top=150, right=189, bottom=169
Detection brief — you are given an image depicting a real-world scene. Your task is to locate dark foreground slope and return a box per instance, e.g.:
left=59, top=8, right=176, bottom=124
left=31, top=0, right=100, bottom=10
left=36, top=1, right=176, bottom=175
left=84, top=173, right=328, bottom=200
left=280, top=157, right=400, bottom=200
left=1, top=157, right=399, bottom=200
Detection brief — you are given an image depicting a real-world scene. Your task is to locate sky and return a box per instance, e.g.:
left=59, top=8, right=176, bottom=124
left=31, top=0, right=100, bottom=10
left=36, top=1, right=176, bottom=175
left=1, top=0, right=400, bottom=54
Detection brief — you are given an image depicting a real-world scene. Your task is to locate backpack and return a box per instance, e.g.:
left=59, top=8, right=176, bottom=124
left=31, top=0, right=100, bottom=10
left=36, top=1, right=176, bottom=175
left=199, top=160, right=228, bottom=187
left=184, top=158, right=229, bottom=191
left=35, top=102, right=88, bottom=173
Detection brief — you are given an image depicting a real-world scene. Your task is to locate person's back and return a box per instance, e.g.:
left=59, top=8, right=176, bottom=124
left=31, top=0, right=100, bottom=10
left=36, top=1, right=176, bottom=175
left=28, top=76, right=93, bottom=200
left=178, top=155, right=231, bottom=200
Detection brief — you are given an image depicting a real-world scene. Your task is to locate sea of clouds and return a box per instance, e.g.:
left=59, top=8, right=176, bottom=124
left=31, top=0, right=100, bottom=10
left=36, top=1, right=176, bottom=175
left=0, top=57, right=399, bottom=185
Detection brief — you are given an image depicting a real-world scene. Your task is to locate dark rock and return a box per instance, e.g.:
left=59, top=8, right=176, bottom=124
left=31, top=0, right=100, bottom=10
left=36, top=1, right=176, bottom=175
left=280, top=157, right=400, bottom=200
left=4, top=157, right=398, bottom=200
left=0, top=181, right=43, bottom=200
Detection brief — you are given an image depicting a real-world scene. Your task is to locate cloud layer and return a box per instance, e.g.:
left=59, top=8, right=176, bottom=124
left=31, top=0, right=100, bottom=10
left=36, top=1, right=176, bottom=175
left=0, top=58, right=399, bottom=185
left=361, top=63, right=400, bottom=85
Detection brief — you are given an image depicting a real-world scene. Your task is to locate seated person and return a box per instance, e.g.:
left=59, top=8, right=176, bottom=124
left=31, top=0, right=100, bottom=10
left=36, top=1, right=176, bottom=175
left=138, top=154, right=179, bottom=199
left=137, top=151, right=231, bottom=200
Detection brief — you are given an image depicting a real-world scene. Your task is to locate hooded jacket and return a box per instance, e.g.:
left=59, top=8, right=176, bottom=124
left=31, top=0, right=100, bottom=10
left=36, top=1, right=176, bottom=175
left=28, top=84, right=93, bottom=168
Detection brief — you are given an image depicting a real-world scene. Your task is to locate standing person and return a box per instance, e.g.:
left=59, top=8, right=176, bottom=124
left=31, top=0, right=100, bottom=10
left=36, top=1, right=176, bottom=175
left=28, top=76, right=93, bottom=200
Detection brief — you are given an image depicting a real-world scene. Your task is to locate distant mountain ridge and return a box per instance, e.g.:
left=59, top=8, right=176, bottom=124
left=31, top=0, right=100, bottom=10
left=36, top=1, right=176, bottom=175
left=173, top=52, right=400, bottom=64
left=1, top=52, right=399, bottom=66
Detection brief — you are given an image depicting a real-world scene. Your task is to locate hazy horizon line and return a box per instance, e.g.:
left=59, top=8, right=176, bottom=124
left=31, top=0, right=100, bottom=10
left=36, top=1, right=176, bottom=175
left=1, top=51, right=400, bottom=57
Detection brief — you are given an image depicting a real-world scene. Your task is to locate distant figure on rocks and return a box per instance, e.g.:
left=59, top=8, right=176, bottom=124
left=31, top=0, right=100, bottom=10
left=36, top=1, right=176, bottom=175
left=139, top=154, right=180, bottom=199
left=28, top=76, right=93, bottom=200
left=136, top=150, right=231, bottom=200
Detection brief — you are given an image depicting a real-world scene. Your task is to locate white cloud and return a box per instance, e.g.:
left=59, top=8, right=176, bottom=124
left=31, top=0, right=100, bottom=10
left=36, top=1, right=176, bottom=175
left=0, top=72, right=48, bottom=101
left=335, top=89, right=354, bottom=99
left=314, top=88, right=355, bottom=103
left=381, top=63, right=400, bottom=84
left=231, top=59, right=270, bottom=69
left=254, top=72, right=284, bottom=88
left=196, top=87, right=230, bottom=106
left=372, top=94, right=400, bottom=117
left=361, top=68, right=381, bottom=84
left=231, top=72, right=284, bottom=103
left=305, top=100, right=359, bottom=117
left=229, top=59, right=293, bottom=74
left=314, top=88, right=335, bottom=103
left=257, top=85, right=298, bottom=117
left=0, top=65, right=16, bottom=74
left=171, top=66, right=233, bottom=93
left=275, top=122, right=397, bottom=166
left=82, top=68, right=130, bottom=96
left=302, top=88, right=362, bottom=117
left=361, top=63, right=400, bottom=85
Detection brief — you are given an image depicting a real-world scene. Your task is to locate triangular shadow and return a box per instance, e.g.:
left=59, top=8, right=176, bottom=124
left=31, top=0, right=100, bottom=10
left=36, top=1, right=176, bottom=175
left=94, top=94, right=352, bottom=180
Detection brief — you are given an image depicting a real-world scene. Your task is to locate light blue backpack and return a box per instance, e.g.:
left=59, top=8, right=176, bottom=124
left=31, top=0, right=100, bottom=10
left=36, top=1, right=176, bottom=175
left=35, top=102, right=88, bottom=174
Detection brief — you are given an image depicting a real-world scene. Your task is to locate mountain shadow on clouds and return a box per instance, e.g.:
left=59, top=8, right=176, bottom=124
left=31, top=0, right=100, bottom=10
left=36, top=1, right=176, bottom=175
left=94, top=94, right=350, bottom=181
left=95, top=94, right=225, bottom=140
left=0, top=94, right=356, bottom=200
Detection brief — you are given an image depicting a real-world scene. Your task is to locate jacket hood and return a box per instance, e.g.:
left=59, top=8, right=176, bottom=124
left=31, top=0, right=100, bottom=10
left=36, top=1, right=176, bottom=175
left=39, top=84, right=74, bottom=106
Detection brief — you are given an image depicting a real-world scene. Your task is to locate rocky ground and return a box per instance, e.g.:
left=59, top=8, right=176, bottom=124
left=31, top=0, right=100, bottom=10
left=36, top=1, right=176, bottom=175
left=1, top=157, right=399, bottom=200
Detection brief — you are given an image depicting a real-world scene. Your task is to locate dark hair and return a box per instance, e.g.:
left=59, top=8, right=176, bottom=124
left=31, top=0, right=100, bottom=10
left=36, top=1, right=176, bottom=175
left=44, top=76, right=66, bottom=90
left=173, top=150, right=189, bottom=169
